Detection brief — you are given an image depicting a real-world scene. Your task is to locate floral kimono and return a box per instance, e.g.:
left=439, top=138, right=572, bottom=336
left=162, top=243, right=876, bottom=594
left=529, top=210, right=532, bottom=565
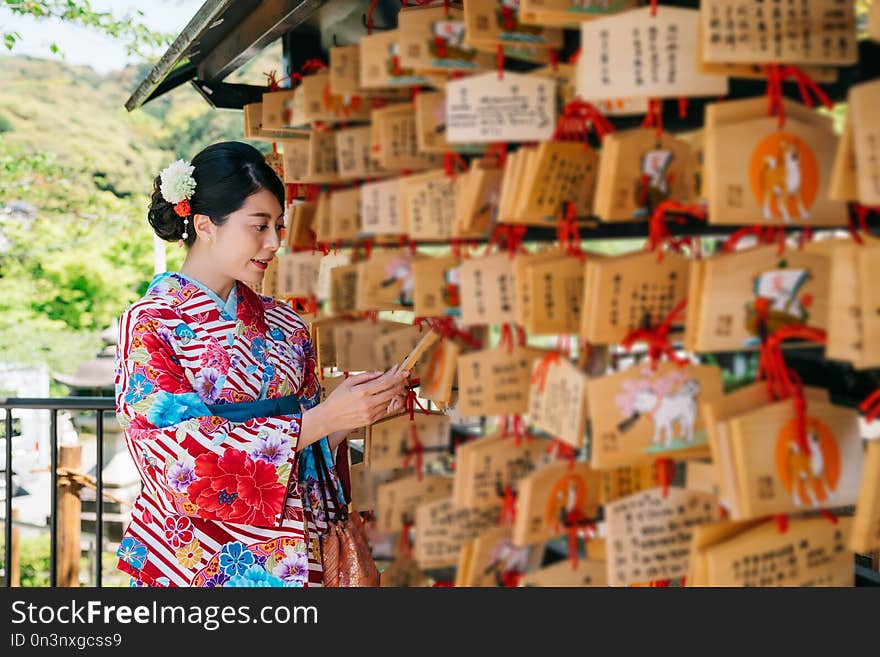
left=114, top=272, right=341, bottom=587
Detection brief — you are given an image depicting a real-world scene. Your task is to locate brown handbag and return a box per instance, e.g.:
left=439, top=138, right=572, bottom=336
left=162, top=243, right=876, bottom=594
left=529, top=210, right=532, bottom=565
left=312, top=443, right=380, bottom=587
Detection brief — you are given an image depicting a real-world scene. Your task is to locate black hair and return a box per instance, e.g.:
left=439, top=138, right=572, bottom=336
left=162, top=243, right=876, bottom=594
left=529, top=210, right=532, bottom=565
left=147, top=141, right=285, bottom=247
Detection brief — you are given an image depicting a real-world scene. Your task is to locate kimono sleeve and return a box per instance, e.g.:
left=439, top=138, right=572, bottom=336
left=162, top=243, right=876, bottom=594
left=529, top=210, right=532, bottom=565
left=115, top=304, right=301, bottom=529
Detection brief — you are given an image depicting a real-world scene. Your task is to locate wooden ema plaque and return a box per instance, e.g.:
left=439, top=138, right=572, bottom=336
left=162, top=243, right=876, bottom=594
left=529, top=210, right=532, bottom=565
left=699, top=0, right=857, bottom=66
left=600, top=464, right=659, bottom=505
left=348, top=462, right=398, bottom=513
left=605, top=486, right=719, bottom=587
left=371, top=324, right=437, bottom=379
left=702, top=517, right=854, bottom=587
left=294, top=71, right=371, bottom=125
left=577, top=7, right=728, bottom=101
left=419, top=337, right=460, bottom=406
left=826, top=242, right=880, bottom=369
left=413, top=496, right=500, bottom=569
left=702, top=383, right=830, bottom=518
left=335, top=125, right=390, bottom=181
left=329, top=45, right=360, bottom=96
left=372, top=103, right=442, bottom=171
left=514, top=248, right=564, bottom=327
left=366, top=411, right=451, bottom=473
left=455, top=433, right=551, bottom=510
left=829, top=106, right=859, bottom=202
left=355, top=250, right=418, bottom=311
left=456, top=345, right=545, bottom=417
left=686, top=244, right=831, bottom=353
left=458, top=252, right=519, bottom=326
left=397, top=5, right=494, bottom=74
left=502, top=141, right=598, bottom=225
left=412, top=254, right=462, bottom=318
left=579, top=250, right=690, bottom=345
left=327, top=264, right=360, bottom=314
left=275, top=251, right=322, bottom=298
left=332, top=319, right=410, bottom=372
left=851, top=440, right=880, bottom=553
left=849, top=79, right=880, bottom=206
left=520, top=558, right=608, bottom=587
left=592, top=128, right=693, bottom=222
left=587, top=362, right=724, bottom=469
left=360, top=177, right=404, bottom=237
left=310, top=316, right=349, bottom=371
left=456, top=525, right=544, bottom=587
left=359, top=29, right=430, bottom=89
left=280, top=138, right=311, bottom=184
left=519, top=0, right=639, bottom=28
left=523, top=254, right=585, bottom=335
left=454, top=159, right=502, bottom=237
left=528, top=356, right=589, bottom=450
left=445, top=71, right=556, bottom=144
left=726, top=400, right=864, bottom=520
left=376, top=474, right=454, bottom=533
left=464, top=0, right=563, bottom=50
left=512, top=460, right=602, bottom=546
left=704, top=117, right=846, bottom=226
left=398, top=169, right=457, bottom=240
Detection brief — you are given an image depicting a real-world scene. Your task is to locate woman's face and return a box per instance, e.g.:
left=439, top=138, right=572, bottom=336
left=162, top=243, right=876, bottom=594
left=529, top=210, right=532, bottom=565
left=207, top=188, right=284, bottom=287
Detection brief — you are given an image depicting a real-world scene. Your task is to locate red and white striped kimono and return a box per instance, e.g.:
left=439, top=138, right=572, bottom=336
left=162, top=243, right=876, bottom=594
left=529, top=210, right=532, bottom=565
left=114, top=272, right=336, bottom=587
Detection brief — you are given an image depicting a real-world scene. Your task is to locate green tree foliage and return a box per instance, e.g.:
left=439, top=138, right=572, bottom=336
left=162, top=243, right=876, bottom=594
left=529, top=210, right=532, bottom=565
left=2, top=0, right=173, bottom=58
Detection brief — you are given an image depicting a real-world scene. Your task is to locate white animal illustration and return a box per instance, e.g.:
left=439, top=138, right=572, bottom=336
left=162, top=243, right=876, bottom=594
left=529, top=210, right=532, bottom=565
left=631, top=379, right=700, bottom=447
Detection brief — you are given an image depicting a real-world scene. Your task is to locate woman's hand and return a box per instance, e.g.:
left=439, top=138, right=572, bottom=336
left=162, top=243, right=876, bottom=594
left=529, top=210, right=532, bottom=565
left=298, top=366, right=410, bottom=450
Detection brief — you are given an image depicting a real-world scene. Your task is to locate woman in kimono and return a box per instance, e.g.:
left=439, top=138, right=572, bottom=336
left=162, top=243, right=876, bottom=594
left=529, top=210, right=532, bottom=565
left=115, top=142, right=409, bottom=587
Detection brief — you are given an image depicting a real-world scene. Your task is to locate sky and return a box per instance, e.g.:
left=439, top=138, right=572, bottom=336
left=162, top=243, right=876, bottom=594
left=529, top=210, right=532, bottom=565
left=0, top=0, right=204, bottom=74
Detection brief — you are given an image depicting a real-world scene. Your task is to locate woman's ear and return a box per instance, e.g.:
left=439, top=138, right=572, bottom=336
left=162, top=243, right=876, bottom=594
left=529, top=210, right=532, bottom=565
left=191, top=213, right=216, bottom=243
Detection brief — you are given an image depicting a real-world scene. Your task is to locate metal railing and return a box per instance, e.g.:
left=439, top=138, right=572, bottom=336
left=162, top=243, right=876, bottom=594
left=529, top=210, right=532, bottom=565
left=1, top=397, right=116, bottom=587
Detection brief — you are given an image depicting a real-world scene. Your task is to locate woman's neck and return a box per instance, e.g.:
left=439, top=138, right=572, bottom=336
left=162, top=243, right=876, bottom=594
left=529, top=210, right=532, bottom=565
left=179, top=258, right=235, bottom=301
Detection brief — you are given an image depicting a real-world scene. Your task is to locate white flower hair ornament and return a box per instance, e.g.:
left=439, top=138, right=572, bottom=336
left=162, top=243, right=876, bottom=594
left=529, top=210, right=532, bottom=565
left=158, top=159, right=197, bottom=239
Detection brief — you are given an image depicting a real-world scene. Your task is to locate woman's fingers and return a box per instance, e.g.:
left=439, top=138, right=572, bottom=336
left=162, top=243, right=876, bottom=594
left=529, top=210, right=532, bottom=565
left=352, top=365, right=410, bottom=396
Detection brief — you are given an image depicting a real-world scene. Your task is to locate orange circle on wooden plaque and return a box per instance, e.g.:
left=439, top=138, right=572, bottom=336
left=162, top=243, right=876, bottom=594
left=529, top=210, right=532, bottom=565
left=748, top=132, right=819, bottom=222
left=774, top=416, right=840, bottom=506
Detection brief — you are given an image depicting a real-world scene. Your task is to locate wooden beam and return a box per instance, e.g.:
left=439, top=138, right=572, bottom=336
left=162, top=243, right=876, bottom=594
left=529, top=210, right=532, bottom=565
left=56, top=445, right=82, bottom=588
left=198, top=0, right=327, bottom=82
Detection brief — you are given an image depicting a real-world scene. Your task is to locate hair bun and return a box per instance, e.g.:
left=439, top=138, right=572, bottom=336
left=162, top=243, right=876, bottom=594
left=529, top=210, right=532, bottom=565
left=147, top=174, right=190, bottom=244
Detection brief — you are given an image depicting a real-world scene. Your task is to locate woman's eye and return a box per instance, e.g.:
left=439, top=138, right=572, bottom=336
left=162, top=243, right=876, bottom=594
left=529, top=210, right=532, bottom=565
left=255, top=225, right=268, bottom=232
left=276, top=224, right=285, bottom=232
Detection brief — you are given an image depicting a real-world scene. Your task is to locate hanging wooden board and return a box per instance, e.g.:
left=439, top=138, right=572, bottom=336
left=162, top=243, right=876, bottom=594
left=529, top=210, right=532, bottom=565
left=514, top=248, right=565, bottom=328
left=397, top=4, right=495, bottom=74
left=335, top=126, right=390, bottom=181
left=454, top=160, right=502, bottom=236
left=605, top=486, right=719, bottom=587
left=458, top=252, right=519, bottom=326
left=851, top=440, right=880, bottom=553
left=705, top=117, right=846, bottom=226
left=280, top=138, right=311, bottom=184
left=577, top=7, right=729, bottom=101
left=523, top=254, right=586, bottom=335
left=457, top=345, right=546, bottom=417
left=848, top=79, right=880, bottom=206
left=512, top=460, right=602, bottom=546
left=412, top=255, right=462, bottom=318
left=413, top=497, right=500, bottom=570
left=829, top=107, right=859, bottom=202
left=463, top=0, right=564, bottom=50
left=519, top=0, right=639, bottom=28
left=294, top=71, right=372, bottom=125
left=699, top=0, right=857, bottom=66
left=599, top=464, right=658, bottom=505
left=727, top=400, right=864, bottom=520
left=376, top=475, right=454, bottom=533
left=457, top=525, right=544, bottom=587
left=579, top=250, right=690, bottom=345
left=355, top=250, right=418, bottom=311
left=520, top=558, right=608, bottom=587
left=459, top=434, right=551, bottom=510
left=399, top=169, right=457, bottom=240
left=703, top=517, right=854, bottom=587
left=688, top=244, right=831, bottom=352
left=275, top=251, right=323, bottom=298
left=419, top=336, right=460, bottom=405
left=857, top=243, right=880, bottom=367
left=587, top=362, right=724, bottom=469
left=360, top=178, right=404, bottom=236
left=592, top=128, right=693, bottom=222
left=446, top=71, right=556, bottom=143
left=360, top=29, right=431, bottom=89
left=528, top=356, right=589, bottom=449
left=685, top=518, right=766, bottom=587
left=372, top=324, right=437, bottom=378
left=373, top=103, right=442, bottom=171
left=349, top=462, right=398, bottom=513
left=327, top=264, right=360, bottom=314
left=333, top=320, right=410, bottom=373
left=366, top=412, right=451, bottom=473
